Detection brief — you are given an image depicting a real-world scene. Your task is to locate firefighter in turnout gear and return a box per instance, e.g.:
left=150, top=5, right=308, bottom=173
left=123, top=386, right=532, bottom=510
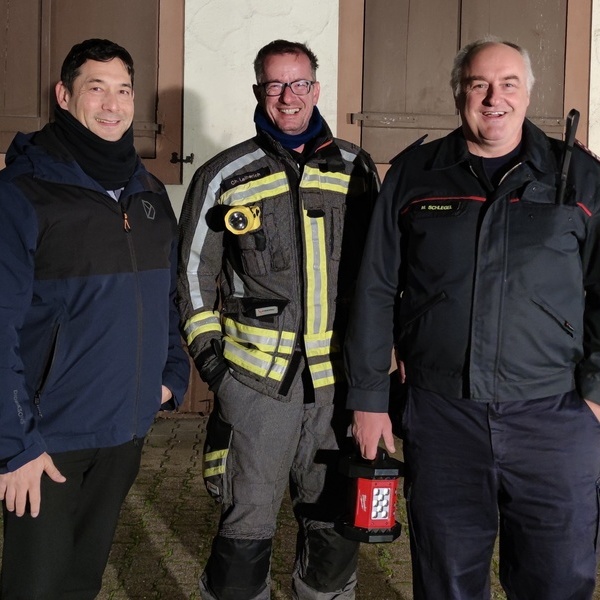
left=177, top=40, right=379, bottom=600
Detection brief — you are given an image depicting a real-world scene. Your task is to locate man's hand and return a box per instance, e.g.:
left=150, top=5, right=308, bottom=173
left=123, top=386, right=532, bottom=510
left=0, top=453, right=66, bottom=518
left=352, top=411, right=396, bottom=460
left=161, top=385, right=173, bottom=405
left=585, top=399, right=600, bottom=422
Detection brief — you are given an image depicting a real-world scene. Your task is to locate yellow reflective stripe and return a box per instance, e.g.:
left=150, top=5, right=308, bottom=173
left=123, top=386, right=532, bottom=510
left=223, top=338, right=289, bottom=381
left=313, top=374, right=336, bottom=388
left=308, top=359, right=338, bottom=388
left=205, top=449, right=228, bottom=462
left=300, top=166, right=351, bottom=194
left=184, top=311, right=221, bottom=345
left=303, top=210, right=328, bottom=335
left=304, top=332, right=339, bottom=357
left=219, top=172, right=289, bottom=206
left=223, top=317, right=294, bottom=354
left=203, top=447, right=228, bottom=478
left=267, top=357, right=288, bottom=381
left=204, top=465, right=226, bottom=477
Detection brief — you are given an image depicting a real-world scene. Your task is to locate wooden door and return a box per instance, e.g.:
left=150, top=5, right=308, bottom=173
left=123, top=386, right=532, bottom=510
left=0, top=0, right=184, bottom=182
left=339, top=0, right=590, bottom=165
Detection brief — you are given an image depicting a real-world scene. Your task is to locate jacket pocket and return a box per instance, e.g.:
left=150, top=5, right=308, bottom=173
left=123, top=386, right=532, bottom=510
left=203, top=408, right=233, bottom=503
left=531, top=297, right=576, bottom=337
left=263, top=210, right=290, bottom=272
left=402, top=291, right=448, bottom=327
left=33, top=323, right=62, bottom=417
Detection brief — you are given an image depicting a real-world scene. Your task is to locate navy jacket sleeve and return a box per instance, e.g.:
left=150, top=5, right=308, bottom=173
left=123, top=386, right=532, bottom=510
left=0, top=182, right=47, bottom=472
left=161, top=233, right=191, bottom=407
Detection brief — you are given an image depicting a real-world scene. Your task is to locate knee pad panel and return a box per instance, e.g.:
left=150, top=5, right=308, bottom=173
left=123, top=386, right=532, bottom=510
left=303, top=527, right=359, bottom=593
left=204, top=536, right=272, bottom=600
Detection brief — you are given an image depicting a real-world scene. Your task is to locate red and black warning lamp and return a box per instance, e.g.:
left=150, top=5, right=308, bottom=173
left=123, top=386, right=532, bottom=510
left=336, top=448, right=403, bottom=543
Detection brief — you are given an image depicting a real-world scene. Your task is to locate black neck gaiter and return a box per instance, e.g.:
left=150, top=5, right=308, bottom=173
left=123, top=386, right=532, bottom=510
left=52, top=106, right=137, bottom=189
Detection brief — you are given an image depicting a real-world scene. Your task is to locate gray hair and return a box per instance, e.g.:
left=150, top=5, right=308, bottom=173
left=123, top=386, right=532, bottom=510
left=450, top=35, right=535, bottom=100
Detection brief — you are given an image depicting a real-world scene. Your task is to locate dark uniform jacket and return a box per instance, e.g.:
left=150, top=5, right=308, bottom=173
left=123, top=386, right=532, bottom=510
left=345, top=119, right=600, bottom=412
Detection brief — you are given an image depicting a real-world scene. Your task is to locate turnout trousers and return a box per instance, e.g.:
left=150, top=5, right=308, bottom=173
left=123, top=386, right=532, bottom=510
left=199, top=369, right=359, bottom=600
left=402, top=386, right=600, bottom=600
left=1, top=439, right=143, bottom=600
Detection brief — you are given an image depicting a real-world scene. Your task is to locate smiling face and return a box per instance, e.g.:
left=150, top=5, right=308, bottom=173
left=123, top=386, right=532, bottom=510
left=457, top=42, right=530, bottom=157
left=55, top=58, right=134, bottom=142
left=253, top=52, right=320, bottom=139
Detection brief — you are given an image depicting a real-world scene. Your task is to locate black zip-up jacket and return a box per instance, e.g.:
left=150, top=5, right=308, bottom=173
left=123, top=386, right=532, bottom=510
left=345, top=119, right=600, bottom=411
left=0, top=124, right=189, bottom=472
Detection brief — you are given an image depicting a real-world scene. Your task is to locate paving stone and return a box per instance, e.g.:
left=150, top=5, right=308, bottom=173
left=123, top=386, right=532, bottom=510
left=1, top=413, right=599, bottom=599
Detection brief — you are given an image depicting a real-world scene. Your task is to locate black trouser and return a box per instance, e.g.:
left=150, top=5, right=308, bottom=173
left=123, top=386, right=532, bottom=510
left=1, top=439, right=143, bottom=600
left=403, top=387, right=600, bottom=600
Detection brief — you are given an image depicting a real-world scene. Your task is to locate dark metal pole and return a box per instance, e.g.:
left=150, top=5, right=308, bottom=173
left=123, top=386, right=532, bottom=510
left=557, top=108, right=580, bottom=205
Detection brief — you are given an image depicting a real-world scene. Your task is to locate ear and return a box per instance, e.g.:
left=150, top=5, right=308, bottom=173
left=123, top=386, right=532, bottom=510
left=252, top=84, right=262, bottom=103
left=55, top=81, right=70, bottom=110
left=312, top=81, right=321, bottom=105
left=454, top=92, right=464, bottom=112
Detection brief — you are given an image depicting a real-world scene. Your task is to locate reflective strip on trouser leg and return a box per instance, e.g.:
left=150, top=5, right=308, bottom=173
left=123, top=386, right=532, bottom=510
left=201, top=536, right=272, bottom=600
left=202, top=369, right=306, bottom=599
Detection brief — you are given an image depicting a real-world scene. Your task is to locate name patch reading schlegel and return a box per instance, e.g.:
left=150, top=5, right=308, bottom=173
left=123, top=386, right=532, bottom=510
left=409, top=199, right=464, bottom=216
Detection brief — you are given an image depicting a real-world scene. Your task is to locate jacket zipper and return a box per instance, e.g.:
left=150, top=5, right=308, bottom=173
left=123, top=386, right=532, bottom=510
left=121, top=202, right=143, bottom=442
left=33, top=324, right=61, bottom=418
left=278, top=159, right=305, bottom=396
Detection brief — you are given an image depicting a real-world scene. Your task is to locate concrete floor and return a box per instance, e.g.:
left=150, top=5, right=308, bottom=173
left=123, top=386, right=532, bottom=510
left=2, top=414, right=599, bottom=599
left=100, top=414, right=414, bottom=599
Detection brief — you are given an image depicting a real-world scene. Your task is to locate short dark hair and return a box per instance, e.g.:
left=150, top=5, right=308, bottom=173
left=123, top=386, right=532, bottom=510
left=60, top=38, right=135, bottom=93
left=253, top=40, right=319, bottom=83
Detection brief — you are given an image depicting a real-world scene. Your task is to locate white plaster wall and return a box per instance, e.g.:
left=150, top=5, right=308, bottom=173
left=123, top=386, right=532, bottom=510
left=166, top=0, right=339, bottom=216
left=590, top=0, right=600, bottom=154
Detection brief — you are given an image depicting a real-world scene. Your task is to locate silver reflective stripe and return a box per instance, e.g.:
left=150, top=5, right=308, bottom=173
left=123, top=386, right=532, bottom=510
left=220, top=172, right=289, bottom=206
left=303, top=208, right=327, bottom=335
left=186, top=148, right=267, bottom=310
left=223, top=318, right=294, bottom=354
left=184, top=311, right=221, bottom=345
left=301, top=165, right=351, bottom=194
left=304, top=333, right=337, bottom=356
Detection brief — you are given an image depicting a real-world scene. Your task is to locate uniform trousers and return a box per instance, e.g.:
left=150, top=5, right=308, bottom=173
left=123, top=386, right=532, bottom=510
left=1, top=439, right=143, bottom=600
left=200, top=369, right=359, bottom=600
left=402, top=386, right=600, bottom=600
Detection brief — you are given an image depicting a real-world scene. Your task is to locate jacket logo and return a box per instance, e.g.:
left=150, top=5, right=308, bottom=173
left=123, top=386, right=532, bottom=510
left=142, top=199, right=156, bottom=220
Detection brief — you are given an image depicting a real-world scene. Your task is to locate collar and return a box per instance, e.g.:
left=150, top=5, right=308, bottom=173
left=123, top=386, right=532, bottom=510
left=430, top=119, right=558, bottom=176
left=254, top=105, right=325, bottom=150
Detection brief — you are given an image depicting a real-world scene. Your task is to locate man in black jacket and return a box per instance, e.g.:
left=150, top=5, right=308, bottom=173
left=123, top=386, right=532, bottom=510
left=345, top=36, right=600, bottom=599
left=0, top=39, right=189, bottom=599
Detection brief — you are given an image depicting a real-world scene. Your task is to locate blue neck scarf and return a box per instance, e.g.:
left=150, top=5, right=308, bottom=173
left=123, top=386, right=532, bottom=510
left=253, top=105, right=324, bottom=149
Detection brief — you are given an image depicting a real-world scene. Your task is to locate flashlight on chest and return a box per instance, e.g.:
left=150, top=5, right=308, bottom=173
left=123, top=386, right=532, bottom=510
left=225, top=205, right=261, bottom=234
left=336, top=448, right=403, bottom=543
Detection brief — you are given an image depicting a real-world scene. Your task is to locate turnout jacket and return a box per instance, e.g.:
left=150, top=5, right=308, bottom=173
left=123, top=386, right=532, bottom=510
left=0, top=124, right=189, bottom=473
left=345, top=119, right=600, bottom=412
left=178, top=121, right=379, bottom=402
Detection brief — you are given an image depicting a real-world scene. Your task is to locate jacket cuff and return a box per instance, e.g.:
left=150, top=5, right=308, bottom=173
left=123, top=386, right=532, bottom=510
left=346, top=387, right=390, bottom=412
left=0, top=443, right=45, bottom=475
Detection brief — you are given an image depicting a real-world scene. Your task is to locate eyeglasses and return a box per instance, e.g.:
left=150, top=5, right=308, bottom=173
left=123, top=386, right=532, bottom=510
left=260, top=80, right=316, bottom=96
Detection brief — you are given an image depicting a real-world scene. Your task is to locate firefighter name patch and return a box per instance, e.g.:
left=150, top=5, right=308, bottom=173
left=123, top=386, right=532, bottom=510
left=408, top=199, right=464, bottom=216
